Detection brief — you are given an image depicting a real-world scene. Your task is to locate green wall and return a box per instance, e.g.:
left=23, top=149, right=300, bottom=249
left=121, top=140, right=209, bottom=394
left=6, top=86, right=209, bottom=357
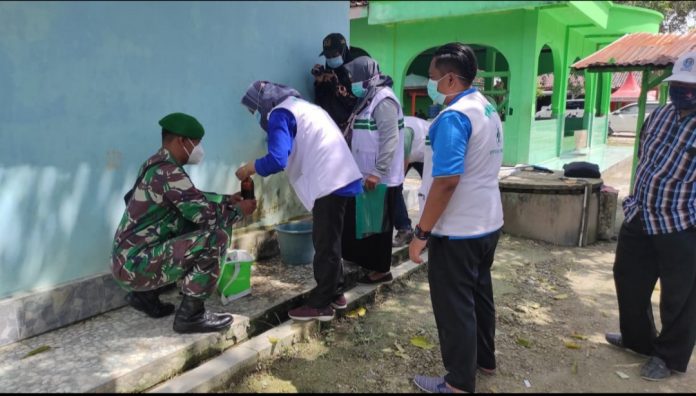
left=351, top=1, right=661, bottom=165
left=352, top=9, right=541, bottom=165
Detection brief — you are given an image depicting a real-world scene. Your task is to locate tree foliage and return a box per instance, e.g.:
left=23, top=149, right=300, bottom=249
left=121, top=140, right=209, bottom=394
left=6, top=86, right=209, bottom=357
left=614, top=1, right=696, bottom=33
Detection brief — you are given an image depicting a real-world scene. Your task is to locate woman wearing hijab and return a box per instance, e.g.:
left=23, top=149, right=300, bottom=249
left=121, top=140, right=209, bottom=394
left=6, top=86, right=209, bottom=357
left=235, top=81, right=363, bottom=322
left=342, top=56, right=405, bottom=284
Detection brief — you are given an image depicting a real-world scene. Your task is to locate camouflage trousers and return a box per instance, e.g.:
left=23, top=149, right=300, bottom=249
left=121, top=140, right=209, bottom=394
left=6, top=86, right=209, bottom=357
left=112, top=223, right=234, bottom=300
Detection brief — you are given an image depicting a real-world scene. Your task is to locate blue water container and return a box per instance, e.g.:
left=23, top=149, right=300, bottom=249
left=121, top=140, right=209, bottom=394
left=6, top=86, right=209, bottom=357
left=275, top=221, right=314, bottom=266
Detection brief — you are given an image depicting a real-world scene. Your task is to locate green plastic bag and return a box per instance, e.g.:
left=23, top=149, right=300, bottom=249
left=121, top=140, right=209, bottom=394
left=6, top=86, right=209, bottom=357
left=355, top=184, right=388, bottom=239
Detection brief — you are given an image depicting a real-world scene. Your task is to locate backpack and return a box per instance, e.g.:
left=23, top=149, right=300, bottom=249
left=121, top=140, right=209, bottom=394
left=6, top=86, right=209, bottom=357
left=562, top=161, right=601, bottom=178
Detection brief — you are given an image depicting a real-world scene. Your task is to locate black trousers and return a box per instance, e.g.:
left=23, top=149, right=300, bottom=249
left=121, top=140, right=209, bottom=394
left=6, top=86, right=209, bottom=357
left=341, top=186, right=398, bottom=273
left=306, top=194, right=348, bottom=308
left=613, top=216, right=696, bottom=372
left=392, top=162, right=425, bottom=231
left=428, top=231, right=500, bottom=393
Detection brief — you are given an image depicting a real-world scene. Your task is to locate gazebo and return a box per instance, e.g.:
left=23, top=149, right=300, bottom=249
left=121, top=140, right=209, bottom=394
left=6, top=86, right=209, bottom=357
left=573, top=31, right=696, bottom=188
left=610, top=71, right=656, bottom=110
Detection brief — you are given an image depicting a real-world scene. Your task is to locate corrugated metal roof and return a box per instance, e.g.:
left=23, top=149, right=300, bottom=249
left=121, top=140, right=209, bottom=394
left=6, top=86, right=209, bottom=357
left=573, top=31, right=696, bottom=70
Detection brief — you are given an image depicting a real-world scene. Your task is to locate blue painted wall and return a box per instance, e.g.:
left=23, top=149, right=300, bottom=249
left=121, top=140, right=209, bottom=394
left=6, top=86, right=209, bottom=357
left=0, top=1, right=349, bottom=298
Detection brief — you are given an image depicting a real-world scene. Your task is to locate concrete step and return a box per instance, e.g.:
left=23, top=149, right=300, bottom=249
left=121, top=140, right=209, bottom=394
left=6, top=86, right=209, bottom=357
left=149, top=254, right=428, bottom=393
left=0, top=244, right=414, bottom=393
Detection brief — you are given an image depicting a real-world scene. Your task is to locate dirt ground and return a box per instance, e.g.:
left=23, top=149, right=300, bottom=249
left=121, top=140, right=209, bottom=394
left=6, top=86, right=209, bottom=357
left=225, top=137, right=696, bottom=393
left=226, top=235, right=695, bottom=393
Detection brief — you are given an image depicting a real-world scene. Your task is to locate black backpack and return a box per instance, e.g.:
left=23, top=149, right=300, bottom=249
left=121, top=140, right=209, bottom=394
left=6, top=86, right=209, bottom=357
left=562, top=161, right=601, bottom=178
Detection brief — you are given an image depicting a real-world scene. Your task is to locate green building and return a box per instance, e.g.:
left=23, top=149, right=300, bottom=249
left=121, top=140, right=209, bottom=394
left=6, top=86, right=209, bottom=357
left=349, top=1, right=663, bottom=166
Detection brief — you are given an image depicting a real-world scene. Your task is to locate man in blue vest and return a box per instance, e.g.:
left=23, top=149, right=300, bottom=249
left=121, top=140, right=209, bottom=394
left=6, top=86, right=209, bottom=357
left=409, top=42, right=504, bottom=394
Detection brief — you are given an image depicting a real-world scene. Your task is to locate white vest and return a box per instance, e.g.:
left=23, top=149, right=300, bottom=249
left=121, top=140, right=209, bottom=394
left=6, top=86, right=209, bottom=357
left=404, top=116, right=430, bottom=163
left=419, top=90, right=504, bottom=237
left=272, top=97, right=362, bottom=211
left=350, top=88, right=405, bottom=187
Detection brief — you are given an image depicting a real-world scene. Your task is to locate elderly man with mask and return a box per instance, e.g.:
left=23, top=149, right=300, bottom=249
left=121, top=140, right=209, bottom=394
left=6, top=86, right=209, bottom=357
left=111, top=112, right=257, bottom=334
left=342, top=56, right=405, bottom=284
left=605, top=51, right=696, bottom=381
left=235, top=81, right=363, bottom=322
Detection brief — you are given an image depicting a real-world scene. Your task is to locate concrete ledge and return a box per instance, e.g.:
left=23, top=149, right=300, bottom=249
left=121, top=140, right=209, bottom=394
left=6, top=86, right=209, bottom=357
left=0, top=243, right=415, bottom=393
left=0, top=273, right=127, bottom=348
left=148, top=255, right=427, bottom=393
left=149, top=320, right=319, bottom=393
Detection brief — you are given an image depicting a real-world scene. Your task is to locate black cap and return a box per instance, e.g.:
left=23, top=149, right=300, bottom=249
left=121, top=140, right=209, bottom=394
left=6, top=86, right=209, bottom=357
left=319, top=33, right=347, bottom=57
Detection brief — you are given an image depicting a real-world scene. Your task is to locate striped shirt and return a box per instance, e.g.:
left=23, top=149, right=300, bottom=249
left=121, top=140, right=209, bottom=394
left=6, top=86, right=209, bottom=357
left=623, top=103, right=696, bottom=234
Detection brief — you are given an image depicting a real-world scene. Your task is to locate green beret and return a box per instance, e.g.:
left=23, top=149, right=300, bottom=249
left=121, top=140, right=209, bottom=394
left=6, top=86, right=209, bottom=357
left=158, top=112, right=205, bottom=139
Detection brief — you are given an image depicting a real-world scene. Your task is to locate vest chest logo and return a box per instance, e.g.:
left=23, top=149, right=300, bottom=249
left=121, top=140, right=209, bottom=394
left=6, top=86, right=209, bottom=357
left=484, top=104, right=496, bottom=118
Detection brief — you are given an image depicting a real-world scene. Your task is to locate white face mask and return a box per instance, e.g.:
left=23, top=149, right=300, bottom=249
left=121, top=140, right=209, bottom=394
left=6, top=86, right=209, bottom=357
left=183, top=138, right=205, bottom=165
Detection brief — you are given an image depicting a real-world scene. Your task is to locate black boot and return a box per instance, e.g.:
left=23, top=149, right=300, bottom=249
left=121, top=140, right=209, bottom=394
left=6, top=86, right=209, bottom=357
left=172, top=295, right=234, bottom=334
left=125, top=288, right=175, bottom=318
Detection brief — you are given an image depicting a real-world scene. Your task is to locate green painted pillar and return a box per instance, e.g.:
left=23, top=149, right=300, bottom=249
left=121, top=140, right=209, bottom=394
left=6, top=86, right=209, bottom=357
left=485, top=49, right=497, bottom=92
left=555, top=27, right=571, bottom=156
left=659, top=83, right=668, bottom=105
left=600, top=71, right=612, bottom=144
left=583, top=72, right=598, bottom=147
left=630, top=69, right=651, bottom=191
left=600, top=71, right=612, bottom=116
left=504, top=10, right=539, bottom=165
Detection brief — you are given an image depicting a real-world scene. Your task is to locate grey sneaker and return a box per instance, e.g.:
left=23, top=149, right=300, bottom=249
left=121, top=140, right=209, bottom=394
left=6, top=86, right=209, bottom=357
left=640, top=356, right=671, bottom=381
left=393, top=229, right=414, bottom=247
left=413, top=375, right=453, bottom=393
left=605, top=332, right=624, bottom=348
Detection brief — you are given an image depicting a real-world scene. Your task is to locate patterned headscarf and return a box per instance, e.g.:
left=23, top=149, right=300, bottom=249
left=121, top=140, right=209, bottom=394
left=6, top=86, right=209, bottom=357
left=241, top=81, right=302, bottom=131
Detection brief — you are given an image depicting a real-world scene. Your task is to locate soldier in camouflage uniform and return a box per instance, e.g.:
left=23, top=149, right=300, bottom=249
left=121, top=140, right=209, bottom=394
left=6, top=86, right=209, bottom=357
left=111, top=112, right=257, bottom=334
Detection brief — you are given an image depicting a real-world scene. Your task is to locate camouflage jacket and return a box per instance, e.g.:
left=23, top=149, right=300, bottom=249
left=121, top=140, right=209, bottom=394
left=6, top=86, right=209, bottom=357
left=112, top=148, right=242, bottom=259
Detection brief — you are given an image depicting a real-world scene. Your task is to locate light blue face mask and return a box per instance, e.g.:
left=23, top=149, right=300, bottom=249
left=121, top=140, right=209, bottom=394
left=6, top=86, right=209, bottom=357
left=253, top=110, right=262, bottom=123
left=427, top=73, right=467, bottom=105
left=351, top=75, right=378, bottom=98
left=351, top=82, right=366, bottom=98
left=427, top=75, right=448, bottom=105
left=326, top=55, right=343, bottom=69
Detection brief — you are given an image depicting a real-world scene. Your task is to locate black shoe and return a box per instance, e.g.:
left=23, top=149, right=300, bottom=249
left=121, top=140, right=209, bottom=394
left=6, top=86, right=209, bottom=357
left=640, top=356, right=672, bottom=381
left=357, top=272, right=393, bottom=284
left=605, top=332, right=624, bottom=348
left=173, top=295, right=234, bottom=334
left=126, top=288, right=175, bottom=318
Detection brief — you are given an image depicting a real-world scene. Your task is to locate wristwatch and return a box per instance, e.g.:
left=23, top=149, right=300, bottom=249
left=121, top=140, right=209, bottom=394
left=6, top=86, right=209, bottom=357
left=414, top=225, right=431, bottom=241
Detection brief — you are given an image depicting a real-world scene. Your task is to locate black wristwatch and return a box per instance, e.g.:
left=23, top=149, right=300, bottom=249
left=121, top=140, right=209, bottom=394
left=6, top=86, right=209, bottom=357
left=414, top=225, right=431, bottom=241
